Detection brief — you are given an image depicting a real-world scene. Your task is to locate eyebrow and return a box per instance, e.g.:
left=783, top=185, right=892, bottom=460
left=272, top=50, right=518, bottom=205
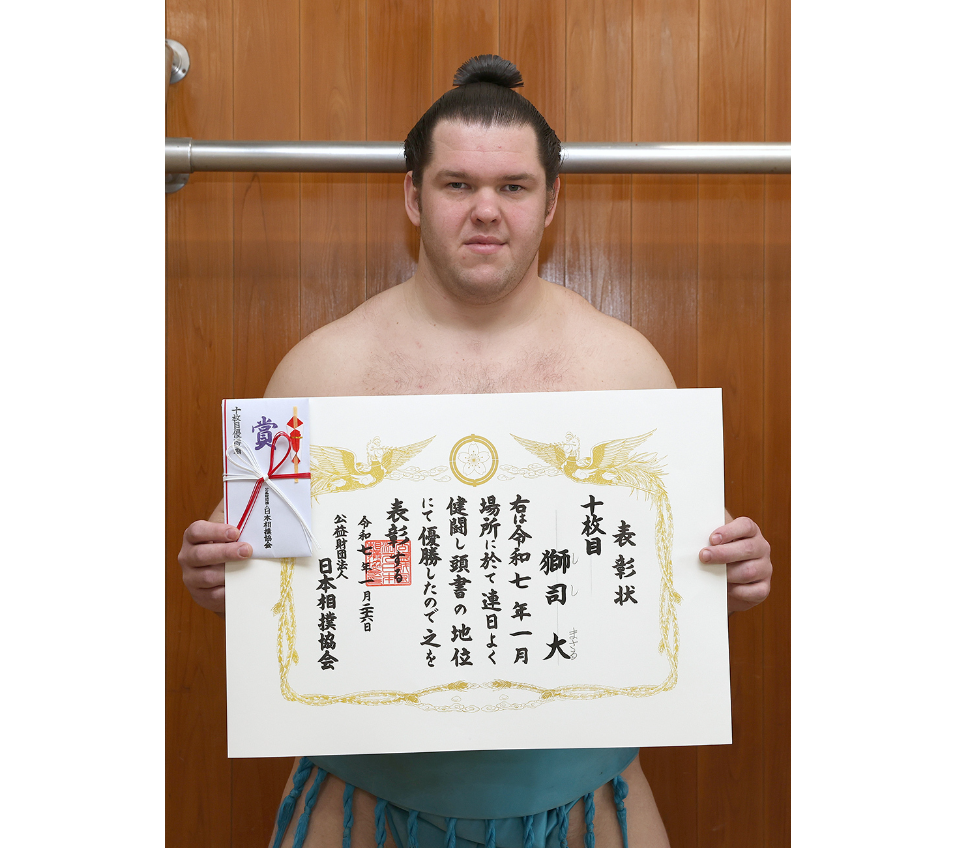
left=435, top=170, right=539, bottom=183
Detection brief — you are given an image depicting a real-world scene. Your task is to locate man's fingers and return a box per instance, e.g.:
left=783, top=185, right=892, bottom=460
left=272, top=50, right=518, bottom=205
left=699, top=537, right=765, bottom=565
left=185, top=541, right=252, bottom=567
left=707, top=516, right=758, bottom=546
left=727, top=580, right=769, bottom=612
left=187, top=582, right=226, bottom=609
left=183, top=563, right=225, bottom=590
left=183, top=520, right=240, bottom=545
left=179, top=520, right=252, bottom=571
left=700, top=516, right=769, bottom=565
left=724, top=558, right=769, bottom=585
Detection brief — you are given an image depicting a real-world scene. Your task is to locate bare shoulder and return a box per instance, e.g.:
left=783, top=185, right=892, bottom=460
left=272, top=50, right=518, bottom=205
left=264, top=287, right=403, bottom=398
left=549, top=284, right=676, bottom=391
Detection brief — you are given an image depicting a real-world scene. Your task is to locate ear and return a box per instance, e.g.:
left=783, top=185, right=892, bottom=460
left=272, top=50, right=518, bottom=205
left=403, top=172, right=421, bottom=227
left=544, top=176, right=561, bottom=227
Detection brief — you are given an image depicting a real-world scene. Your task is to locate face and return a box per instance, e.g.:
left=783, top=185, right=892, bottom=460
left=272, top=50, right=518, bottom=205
left=404, top=120, right=559, bottom=306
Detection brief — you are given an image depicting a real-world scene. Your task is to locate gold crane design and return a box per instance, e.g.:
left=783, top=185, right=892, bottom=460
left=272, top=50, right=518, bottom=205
left=310, top=436, right=435, bottom=498
left=510, top=431, right=665, bottom=499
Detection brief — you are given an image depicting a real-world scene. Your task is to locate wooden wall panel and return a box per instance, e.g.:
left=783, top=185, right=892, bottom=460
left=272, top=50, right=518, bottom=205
left=165, top=0, right=234, bottom=845
left=166, top=2, right=791, bottom=845
left=697, top=0, right=767, bottom=844
left=699, top=0, right=766, bottom=144
left=300, top=0, right=368, bottom=339
left=432, top=1, right=499, bottom=98
left=631, top=0, right=699, bottom=390
left=232, top=0, right=301, bottom=399
left=564, top=0, right=633, bottom=323
left=762, top=171, right=790, bottom=848
left=365, top=0, right=430, bottom=298
left=763, top=1, right=791, bottom=845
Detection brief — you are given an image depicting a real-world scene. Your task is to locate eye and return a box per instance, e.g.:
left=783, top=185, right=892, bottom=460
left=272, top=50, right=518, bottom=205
left=503, top=184, right=524, bottom=193
left=447, top=182, right=466, bottom=190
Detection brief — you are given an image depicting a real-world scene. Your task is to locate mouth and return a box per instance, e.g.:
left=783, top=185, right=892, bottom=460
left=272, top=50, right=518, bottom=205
left=464, top=236, right=505, bottom=255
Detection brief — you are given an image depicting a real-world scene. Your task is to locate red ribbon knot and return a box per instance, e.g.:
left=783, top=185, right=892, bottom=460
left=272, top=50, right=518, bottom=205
left=237, top=431, right=311, bottom=533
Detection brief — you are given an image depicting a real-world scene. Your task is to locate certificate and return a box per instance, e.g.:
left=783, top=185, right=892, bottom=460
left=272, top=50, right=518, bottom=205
left=225, top=389, right=730, bottom=757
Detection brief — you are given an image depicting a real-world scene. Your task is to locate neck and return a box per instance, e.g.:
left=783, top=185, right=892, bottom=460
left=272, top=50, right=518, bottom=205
left=405, top=257, right=547, bottom=335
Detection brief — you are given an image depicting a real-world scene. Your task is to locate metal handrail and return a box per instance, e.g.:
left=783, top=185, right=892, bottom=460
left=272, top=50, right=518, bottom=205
left=165, top=138, right=790, bottom=175
left=164, top=36, right=788, bottom=187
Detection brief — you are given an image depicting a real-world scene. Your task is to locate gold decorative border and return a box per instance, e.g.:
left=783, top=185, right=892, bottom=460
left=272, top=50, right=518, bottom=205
left=273, top=452, right=678, bottom=710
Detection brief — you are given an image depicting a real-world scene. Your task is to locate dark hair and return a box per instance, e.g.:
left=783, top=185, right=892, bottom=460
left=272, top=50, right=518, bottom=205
left=404, top=55, right=562, bottom=190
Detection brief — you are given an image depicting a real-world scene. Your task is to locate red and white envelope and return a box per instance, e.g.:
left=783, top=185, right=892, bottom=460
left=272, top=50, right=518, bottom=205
left=222, top=397, right=315, bottom=559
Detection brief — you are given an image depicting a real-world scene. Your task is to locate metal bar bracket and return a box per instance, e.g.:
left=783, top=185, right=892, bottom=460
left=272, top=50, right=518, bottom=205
left=165, top=41, right=191, bottom=193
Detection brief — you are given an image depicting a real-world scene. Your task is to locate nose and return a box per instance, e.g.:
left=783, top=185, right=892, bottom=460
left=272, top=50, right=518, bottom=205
left=470, top=188, right=501, bottom=225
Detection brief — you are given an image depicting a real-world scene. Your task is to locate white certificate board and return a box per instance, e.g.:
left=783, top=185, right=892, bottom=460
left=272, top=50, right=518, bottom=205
left=225, top=389, right=730, bottom=757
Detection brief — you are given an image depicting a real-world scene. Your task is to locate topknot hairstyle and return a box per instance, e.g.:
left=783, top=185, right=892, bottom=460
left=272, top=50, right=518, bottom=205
left=452, top=54, right=524, bottom=88
left=404, top=55, right=562, bottom=190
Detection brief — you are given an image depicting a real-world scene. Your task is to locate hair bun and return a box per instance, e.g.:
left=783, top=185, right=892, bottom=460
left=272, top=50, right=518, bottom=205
left=453, top=55, right=523, bottom=89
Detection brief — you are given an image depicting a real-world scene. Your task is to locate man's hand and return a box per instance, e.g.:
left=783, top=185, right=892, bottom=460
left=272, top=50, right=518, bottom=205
left=178, top=504, right=252, bottom=617
left=699, top=516, right=772, bottom=614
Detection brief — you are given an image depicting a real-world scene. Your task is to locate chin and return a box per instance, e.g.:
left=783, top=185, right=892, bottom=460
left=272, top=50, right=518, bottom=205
left=421, top=247, right=541, bottom=306
left=448, top=275, right=523, bottom=306
left=444, top=259, right=539, bottom=305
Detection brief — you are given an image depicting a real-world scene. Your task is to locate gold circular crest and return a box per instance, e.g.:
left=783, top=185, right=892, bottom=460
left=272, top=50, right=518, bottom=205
left=449, top=434, right=498, bottom=487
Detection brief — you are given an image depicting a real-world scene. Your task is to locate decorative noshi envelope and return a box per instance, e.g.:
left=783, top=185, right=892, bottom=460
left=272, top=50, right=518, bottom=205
left=223, top=398, right=315, bottom=559
left=223, top=389, right=732, bottom=758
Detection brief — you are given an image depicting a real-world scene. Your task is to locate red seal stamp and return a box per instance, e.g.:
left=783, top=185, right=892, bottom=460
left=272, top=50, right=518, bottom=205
left=362, top=540, right=412, bottom=586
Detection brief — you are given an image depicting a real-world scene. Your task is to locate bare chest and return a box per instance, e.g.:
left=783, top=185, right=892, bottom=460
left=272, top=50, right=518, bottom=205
left=360, top=343, right=582, bottom=396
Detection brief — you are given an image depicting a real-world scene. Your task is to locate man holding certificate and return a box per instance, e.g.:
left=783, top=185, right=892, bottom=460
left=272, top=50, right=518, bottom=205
left=179, top=55, right=772, bottom=848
